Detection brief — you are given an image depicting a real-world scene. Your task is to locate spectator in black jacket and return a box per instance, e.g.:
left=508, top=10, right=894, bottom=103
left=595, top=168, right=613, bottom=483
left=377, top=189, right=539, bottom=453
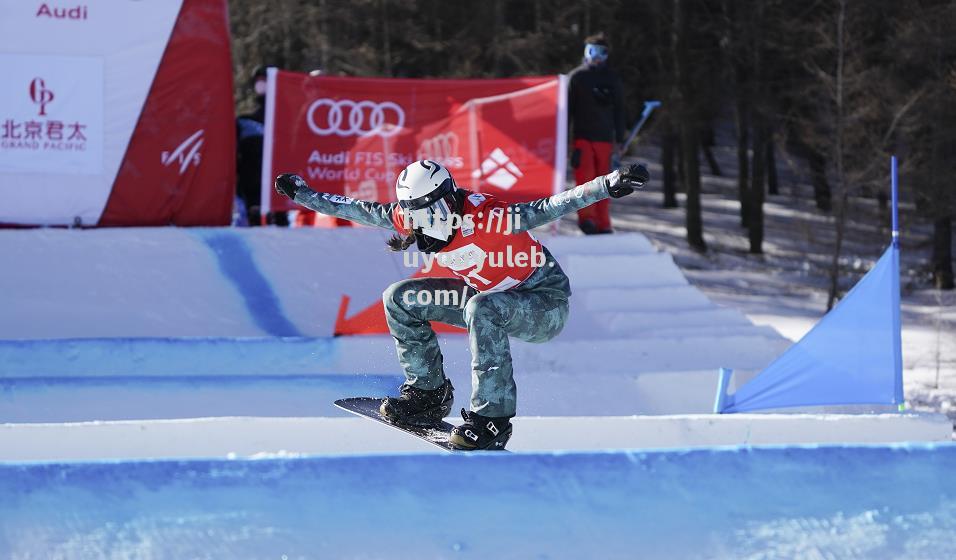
left=235, top=67, right=267, bottom=226
left=235, top=66, right=289, bottom=226
left=568, top=33, right=626, bottom=234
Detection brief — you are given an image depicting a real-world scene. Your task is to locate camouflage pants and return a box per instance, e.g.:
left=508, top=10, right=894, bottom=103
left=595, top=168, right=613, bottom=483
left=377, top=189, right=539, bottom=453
left=382, top=272, right=569, bottom=418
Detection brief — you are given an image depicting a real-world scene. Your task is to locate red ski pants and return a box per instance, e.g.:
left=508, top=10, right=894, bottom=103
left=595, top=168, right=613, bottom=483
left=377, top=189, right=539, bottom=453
left=572, top=138, right=613, bottom=231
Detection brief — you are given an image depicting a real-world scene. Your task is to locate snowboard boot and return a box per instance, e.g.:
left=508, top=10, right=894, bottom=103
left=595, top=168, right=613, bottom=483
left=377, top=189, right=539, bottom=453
left=379, top=378, right=454, bottom=427
left=448, top=408, right=513, bottom=451
left=578, top=219, right=599, bottom=235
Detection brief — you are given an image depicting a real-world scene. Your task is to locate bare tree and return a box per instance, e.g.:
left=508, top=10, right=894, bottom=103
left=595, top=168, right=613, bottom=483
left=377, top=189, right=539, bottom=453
left=826, top=0, right=849, bottom=310
left=661, top=125, right=679, bottom=208
left=673, top=0, right=706, bottom=251
left=781, top=0, right=900, bottom=308
left=723, top=0, right=751, bottom=228
left=895, top=1, right=956, bottom=290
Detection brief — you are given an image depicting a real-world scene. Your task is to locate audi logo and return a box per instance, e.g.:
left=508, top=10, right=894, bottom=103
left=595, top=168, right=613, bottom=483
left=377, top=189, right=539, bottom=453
left=417, top=132, right=459, bottom=160
left=307, top=98, right=405, bottom=137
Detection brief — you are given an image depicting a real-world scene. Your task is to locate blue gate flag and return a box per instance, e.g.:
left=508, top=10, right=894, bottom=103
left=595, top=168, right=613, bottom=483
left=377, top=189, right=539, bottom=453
left=718, top=244, right=904, bottom=413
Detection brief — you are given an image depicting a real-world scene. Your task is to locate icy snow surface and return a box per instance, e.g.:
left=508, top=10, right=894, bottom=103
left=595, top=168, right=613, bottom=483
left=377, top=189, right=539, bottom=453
left=1, top=445, right=955, bottom=559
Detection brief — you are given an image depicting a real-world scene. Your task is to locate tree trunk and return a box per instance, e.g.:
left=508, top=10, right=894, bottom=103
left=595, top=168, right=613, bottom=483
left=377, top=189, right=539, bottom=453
left=828, top=191, right=850, bottom=310
left=746, top=0, right=767, bottom=252
left=748, top=120, right=768, bottom=253
left=827, top=0, right=848, bottom=311
left=808, top=147, right=831, bottom=211
left=734, top=82, right=750, bottom=228
left=662, top=128, right=679, bottom=208
left=766, top=133, right=779, bottom=195
left=682, top=123, right=706, bottom=251
left=701, top=124, right=722, bottom=176
left=787, top=135, right=831, bottom=211
left=676, top=137, right=685, bottom=190
left=674, top=0, right=706, bottom=251
left=934, top=216, right=955, bottom=290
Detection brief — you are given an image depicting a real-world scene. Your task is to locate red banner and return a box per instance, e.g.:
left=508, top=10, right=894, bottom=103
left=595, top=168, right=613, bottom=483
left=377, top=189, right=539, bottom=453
left=100, top=0, right=235, bottom=226
left=262, top=70, right=567, bottom=218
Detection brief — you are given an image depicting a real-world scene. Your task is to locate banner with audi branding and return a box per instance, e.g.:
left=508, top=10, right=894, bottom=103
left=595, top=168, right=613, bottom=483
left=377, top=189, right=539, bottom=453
left=262, top=69, right=568, bottom=219
left=0, top=0, right=234, bottom=226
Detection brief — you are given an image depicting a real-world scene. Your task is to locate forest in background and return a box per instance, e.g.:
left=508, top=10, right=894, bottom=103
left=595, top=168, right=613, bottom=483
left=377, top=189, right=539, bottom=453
left=229, top=0, right=956, bottom=299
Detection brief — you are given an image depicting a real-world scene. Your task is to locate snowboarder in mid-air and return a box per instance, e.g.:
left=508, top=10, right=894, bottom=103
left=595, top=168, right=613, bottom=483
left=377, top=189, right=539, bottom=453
left=275, top=159, right=648, bottom=450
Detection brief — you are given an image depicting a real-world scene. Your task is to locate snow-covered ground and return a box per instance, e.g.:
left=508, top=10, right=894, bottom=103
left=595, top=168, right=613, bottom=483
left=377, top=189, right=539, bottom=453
left=588, top=139, right=956, bottom=432
left=1, top=219, right=948, bottom=456
left=2, top=445, right=954, bottom=559
left=1, top=414, right=949, bottom=460
left=0, top=228, right=794, bottom=423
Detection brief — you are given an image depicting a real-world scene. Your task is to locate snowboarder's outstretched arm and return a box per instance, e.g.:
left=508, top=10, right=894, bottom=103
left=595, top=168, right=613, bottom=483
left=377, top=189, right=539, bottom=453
left=274, top=174, right=395, bottom=229
left=510, top=163, right=649, bottom=232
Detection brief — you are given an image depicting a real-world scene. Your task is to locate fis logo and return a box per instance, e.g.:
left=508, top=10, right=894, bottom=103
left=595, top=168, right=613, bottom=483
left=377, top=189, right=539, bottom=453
left=471, top=147, right=523, bottom=190
left=161, top=130, right=204, bottom=175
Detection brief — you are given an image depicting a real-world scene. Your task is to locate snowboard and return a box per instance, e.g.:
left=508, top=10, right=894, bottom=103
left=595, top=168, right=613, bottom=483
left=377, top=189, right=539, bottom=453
left=334, top=397, right=458, bottom=452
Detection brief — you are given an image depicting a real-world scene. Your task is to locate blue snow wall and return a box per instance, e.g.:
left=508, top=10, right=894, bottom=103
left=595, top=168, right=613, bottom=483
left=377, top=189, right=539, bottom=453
left=1, top=445, right=955, bottom=558
left=719, top=244, right=903, bottom=412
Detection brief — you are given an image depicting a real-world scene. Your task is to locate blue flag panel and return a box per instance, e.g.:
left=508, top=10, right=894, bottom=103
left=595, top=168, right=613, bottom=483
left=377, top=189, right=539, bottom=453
left=721, top=245, right=903, bottom=412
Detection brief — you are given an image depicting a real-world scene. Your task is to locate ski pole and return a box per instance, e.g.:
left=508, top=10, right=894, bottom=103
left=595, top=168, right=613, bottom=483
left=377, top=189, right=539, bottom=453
left=614, top=100, right=661, bottom=167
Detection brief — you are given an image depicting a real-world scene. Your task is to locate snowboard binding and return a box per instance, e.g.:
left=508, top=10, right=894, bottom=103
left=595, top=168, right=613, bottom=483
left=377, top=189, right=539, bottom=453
left=448, top=408, right=513, bottom=451
left=379, top=378, right=454, bottom=427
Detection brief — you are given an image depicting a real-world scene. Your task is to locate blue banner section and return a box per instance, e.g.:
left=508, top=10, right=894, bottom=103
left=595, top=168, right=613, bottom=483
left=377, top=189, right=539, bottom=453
left=1, top=445, right=953, bottom=558
left=722, top=245, right=903, bottom=412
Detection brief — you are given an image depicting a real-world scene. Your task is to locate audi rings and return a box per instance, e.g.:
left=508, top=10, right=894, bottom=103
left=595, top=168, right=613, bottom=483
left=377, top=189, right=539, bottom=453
left=307, top=98, right=405, bottom=137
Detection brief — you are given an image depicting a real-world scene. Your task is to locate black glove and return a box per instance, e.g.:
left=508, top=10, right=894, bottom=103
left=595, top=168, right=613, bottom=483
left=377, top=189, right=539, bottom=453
left=570, top=148, right=581, bottom=169
left=275, top=173, right=308, bottom=199
left=606, top=163, right=649, bottom=198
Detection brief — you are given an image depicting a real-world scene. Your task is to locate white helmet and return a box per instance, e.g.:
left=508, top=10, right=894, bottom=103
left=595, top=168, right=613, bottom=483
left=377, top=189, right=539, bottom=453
left=395, top=159, right=458, bottom=241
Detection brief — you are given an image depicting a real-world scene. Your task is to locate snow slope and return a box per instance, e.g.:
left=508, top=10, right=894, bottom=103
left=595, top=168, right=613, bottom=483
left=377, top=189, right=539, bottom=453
left=0, top=227, right=783, bottom=344
left=0, top=220, right=946, bottom=454
left=2, top=445, right=954, bottom=559
left=0, top=228, right=791, bottom=419
left=0, top=414, right=949, bottom=460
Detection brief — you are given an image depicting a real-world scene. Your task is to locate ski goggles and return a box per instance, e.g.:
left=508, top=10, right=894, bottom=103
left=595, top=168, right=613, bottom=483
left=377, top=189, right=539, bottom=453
left=584, top=43, right=609, bottom=64
left=405, top=199, right=450, bottom=231
left=398, top=177, right=456, bottom=211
